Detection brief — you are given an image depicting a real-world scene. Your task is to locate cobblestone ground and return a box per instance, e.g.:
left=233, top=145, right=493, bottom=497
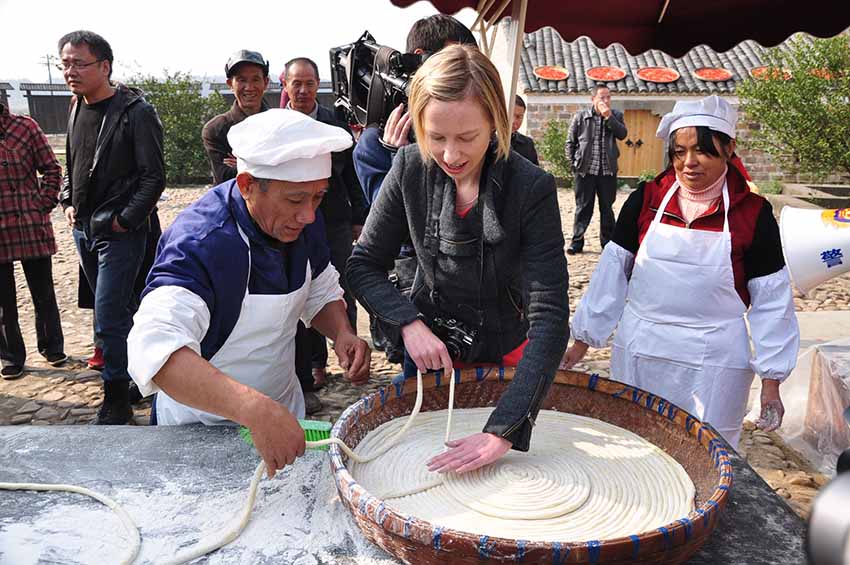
left=4, top=186, right=848, bottom=520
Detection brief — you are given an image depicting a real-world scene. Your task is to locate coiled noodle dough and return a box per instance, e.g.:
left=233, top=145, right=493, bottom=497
left=350, top=408, right=695, bottom=542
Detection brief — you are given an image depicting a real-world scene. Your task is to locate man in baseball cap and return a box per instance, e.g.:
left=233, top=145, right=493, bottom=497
left=202, top=49, right=271, bottom=184
left=129, top=109, right=371, bottom=477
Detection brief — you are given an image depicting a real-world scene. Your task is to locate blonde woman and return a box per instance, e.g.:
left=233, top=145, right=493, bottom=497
left=347, top=45, right=570, bottom=474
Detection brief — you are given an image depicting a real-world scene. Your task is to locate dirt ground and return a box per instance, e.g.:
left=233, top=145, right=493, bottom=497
left=4, top=184, right=847, bottom=520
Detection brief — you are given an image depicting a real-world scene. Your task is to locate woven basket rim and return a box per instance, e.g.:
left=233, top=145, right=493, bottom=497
left=330, top=368, right=732, bottom=557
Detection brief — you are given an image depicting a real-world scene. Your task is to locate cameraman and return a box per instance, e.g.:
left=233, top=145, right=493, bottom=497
left=352, top=14, right=477, bottom=204
left=347, top=46, right=570, bottom=474
left=352, top=14, right=477, bottom=373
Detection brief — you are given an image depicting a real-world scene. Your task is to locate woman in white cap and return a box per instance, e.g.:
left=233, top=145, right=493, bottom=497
left=348, top=45, right=570, bottom=473
left=563, top=95, right=799, bottom=448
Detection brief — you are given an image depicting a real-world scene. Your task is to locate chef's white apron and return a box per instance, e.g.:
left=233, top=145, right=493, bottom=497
left=156, top=225, right=306, bottom=425
left=611, top=180, right=753, bottom=447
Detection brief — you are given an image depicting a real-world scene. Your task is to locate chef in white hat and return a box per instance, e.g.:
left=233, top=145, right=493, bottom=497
left=563, top=95, right=799, bottom=448
left=128, top=109, right=371, bottom=476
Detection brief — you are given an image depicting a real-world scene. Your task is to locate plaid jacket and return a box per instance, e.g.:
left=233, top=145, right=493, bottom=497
left=0, top=103, right=62, bottom=262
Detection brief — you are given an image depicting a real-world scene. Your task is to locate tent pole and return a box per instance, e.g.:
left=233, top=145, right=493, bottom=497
left=472, top=0, right=498, bottom=31
left=478, top=18, right=491, bottom=56
left=505, top=0, right=528, bottom=118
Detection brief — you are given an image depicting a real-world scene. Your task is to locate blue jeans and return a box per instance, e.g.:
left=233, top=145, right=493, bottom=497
left=74, top=228, right=146, bottom=382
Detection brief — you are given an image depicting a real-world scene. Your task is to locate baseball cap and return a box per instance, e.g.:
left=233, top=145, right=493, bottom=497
left=225, top=50, right=269, bottom=78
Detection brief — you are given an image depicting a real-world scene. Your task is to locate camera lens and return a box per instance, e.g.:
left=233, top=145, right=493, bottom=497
left=445, top=340, right=460, bottom=360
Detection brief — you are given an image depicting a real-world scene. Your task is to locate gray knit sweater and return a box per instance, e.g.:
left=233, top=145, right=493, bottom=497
left=346, top=144, right=570, bottom=451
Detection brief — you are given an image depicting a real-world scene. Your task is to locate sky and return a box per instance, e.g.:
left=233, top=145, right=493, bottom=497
left=0, top=0, right=477, bottom=83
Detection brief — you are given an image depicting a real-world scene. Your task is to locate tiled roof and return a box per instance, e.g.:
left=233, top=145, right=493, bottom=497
left=18, top=83, right=71, bottom=92
left=520, top=26, right=808, bottom=95
left=0, top=82, right=13, bottom=90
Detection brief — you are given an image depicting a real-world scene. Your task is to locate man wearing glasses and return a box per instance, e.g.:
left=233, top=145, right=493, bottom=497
left=58, top=30, right=165, bottom=424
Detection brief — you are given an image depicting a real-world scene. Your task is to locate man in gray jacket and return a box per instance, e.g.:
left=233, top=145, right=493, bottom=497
left=565, top=85, right=627, bottom=254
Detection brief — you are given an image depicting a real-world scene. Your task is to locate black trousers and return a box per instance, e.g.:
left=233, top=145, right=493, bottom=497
left=570, top=173, right=618, bottom=251
left=0, top=257, right=64, bottom=367
left=295, top=221, right=357, bottom=392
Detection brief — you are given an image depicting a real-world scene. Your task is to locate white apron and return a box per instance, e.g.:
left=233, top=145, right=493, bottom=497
left=156, top=226, right=306, bottom=425
left=611, top=180, right=753, bottom=447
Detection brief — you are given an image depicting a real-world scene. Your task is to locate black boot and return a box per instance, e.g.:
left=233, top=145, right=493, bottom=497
left=96, top=380, right=134, bottom=425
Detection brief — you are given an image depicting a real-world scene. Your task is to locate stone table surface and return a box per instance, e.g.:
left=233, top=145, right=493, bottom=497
left=0, top=425, right=806, bottom=564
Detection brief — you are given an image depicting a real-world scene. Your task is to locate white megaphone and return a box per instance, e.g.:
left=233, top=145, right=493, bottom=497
left=780, top=207, right=850, bottom=294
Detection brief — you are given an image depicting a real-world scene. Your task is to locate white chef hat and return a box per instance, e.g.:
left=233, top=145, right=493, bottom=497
left=656, top=95, right=738, bottom=140
left=227, top=109, right=353, bottom=182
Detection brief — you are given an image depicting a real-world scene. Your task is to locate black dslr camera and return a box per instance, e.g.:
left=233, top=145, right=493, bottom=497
left=430, top=316, right=482, bottom=363
left=329, top=31, right=427, bottom=128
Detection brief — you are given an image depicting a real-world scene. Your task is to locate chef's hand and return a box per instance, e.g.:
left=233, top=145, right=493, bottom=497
left=427, top=433, right=512, bottom=474
left=243, top=397, right=306, bottom=478
left=223, top=154, right=237, bottom=168
left=401, top=319, right=454, bottom=376
left=334, top=332, right=370, bottom=385
left=756, top=379, right=785, bottom=432
left=111, top=216, right=128, bottom=233
left=560, top=340, right=589, bottom=369
left=64, top=206, right=76, bottom=227
left=381, top=104, right=412, bottom=149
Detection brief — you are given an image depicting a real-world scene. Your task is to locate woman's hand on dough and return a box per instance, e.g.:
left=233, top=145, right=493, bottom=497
left=559, top=341, right=589, bottom=369
left=244, top=397, right=306, bottom=478
left=401, top=319, right=454, bottom=376
left=426, top=433, right=512, bottom=474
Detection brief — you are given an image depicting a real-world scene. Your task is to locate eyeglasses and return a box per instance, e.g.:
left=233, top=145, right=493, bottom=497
left=55, top=59, right=104, bottom=72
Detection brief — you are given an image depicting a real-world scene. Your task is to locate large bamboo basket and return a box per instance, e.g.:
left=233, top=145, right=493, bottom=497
left=329, top=369, right=732, bottom=564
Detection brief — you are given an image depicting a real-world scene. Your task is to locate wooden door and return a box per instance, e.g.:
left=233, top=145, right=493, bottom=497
left=617, top=110, right=666, bottom=177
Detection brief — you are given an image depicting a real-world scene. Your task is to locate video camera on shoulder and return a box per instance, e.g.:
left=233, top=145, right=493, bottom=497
left=329, top=31, right=427, bottom=129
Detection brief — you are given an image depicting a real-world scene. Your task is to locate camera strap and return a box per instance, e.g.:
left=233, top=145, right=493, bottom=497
left=365, top=46, right=396, bottom=127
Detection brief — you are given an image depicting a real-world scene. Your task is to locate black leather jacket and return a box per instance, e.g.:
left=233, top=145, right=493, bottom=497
left=61, top=83, right=165, bottom=239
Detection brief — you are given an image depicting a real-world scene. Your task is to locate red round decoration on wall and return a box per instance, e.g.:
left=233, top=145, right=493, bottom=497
left=809, top=68, right=834, bottom=80
left=750, top=66, right=792, bottom=80
left=693, top=67, right=733, bottom=82
left=636, top=67, right=681, bottom=83
left=532, top=65, right=570, bottom=81
left=585, top=66, right=627, bottom=82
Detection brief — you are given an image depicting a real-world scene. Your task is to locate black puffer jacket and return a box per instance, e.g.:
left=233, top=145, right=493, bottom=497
left=347, top=144, right=571, bottom=451
left=60, top=83, right=165, bottom=239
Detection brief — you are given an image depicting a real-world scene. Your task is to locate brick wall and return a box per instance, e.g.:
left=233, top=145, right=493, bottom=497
left=525, top=102, right=582, bottom=142
left=525, top=102, right=849, bottom=186
left=525, top=102, right=582, bottom=175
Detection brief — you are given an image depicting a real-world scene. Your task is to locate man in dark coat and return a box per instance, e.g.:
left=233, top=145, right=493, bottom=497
left=510, top=96, right=539, bottom=165
left=58, top=30, right=165, bottom=424
left=202, top=50, right=271, bottom=185
left=564, top=84, right=627, bottom=254
left=282, top=57, right=369, bottom=413
left=0, top=102, right=66, bottom=379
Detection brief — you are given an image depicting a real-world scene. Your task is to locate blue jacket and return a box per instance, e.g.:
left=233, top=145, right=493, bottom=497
left=352, top=126, right=394, bottom=205
left=143, top=180, right=331, bottom=361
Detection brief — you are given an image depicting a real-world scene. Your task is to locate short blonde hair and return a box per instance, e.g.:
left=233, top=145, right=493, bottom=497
left=408, top=44, right=511, bottom=162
